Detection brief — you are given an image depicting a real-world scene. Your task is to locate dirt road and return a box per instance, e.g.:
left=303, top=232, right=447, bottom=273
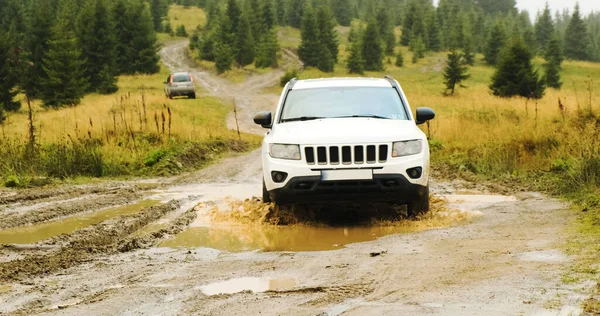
left=0, top=41, right=593, bottom=315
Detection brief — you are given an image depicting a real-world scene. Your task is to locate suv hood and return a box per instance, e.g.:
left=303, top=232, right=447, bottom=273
left=271, top=118, right=424, bottom=144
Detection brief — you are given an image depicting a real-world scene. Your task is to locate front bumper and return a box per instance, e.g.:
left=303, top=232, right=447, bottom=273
left=269, top=174, right=428, bottom=205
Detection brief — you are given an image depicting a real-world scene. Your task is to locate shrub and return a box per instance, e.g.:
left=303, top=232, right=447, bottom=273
left=280, top=69, right=298, bottom=87
left=4, top=175, right=20, bottom=188
left=175, top=25, right=188, bottom=37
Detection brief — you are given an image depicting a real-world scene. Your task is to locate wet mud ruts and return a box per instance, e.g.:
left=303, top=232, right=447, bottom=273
left=0, top=190, right=141, bottom=229
left=0, top=201, right=180, bottom=281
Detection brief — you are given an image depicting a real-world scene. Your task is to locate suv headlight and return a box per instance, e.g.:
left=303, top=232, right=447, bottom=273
left=392, top=140, right=422, bottom=157
left=269, top=144, right=301, bottom=160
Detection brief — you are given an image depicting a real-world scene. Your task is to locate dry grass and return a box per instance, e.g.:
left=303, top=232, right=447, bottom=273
left=2, top=65, right=248, bottom=145
left=0, top=63, right=260, bottom=182
left=168, top=4, right=206, bottom=34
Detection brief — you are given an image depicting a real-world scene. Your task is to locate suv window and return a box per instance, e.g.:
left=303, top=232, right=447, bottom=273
left=172, top=74, right=192, bottom=83
left=280, top=87, right=408, bottom=122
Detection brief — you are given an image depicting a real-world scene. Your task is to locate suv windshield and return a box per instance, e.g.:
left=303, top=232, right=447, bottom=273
left=280, top=87, right=408, bottom=122
left=173, top=74, right=192, bottom=83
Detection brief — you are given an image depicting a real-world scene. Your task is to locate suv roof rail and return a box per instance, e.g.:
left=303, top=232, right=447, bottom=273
left=287, top=77, right=299, bottom=90
left=384, top=75, right=402, bottom=91
left=384, top=75, right=396, bottom=86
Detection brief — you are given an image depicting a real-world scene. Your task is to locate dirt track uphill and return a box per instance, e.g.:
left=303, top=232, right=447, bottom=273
left=0, top=41, right=595, bottom=315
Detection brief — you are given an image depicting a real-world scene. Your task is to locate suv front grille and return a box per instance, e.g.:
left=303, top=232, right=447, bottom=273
left=305, top=145, right=389, bottom=165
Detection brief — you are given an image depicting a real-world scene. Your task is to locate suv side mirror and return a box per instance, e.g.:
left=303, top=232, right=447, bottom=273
left=254, top=111, right=272, bottom=128
left=415, top=107, right=435, bottom=125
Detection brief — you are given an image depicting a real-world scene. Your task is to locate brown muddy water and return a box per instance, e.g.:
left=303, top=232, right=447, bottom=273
left=157, top=194, right=513, bottom=252
left=159, top=224, right=425, bottom=252
left=0, top=200, right=160, bottom=244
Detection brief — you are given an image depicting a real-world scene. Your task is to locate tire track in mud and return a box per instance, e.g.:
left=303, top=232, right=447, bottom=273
left=0, top=185, right=139, bottom=207
left=0, top=189, right=141, bottom=229
left=0, top=201, right=180, bottom=281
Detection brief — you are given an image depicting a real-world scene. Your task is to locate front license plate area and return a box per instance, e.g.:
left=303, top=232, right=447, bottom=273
left=321, top=169, right=373, bottom=181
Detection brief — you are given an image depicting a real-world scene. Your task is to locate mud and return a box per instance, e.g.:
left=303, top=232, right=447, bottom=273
left=0, top=190, right=141, bottom=230
left=0, top=200, right=160, bottom=245
left=0, top=201, right=180, bottom=281
left=199, top=277, right=297, bottom=295
left=0, top=41, right=594, bottom=315
left=156, top=196, right=476, bottom=252
left=118, top=205, right=199, bottom=252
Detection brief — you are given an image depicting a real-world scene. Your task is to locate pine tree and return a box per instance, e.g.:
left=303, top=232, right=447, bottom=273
left=316, top=6, right=339, bottom=65
left=255, top=28, right=279, bottom=68
left=286, top=0, right=304, bottom=28
left=262, top=0, right=275, bottom=30
left=401, top=1, right=418, bottom=46
left=395, top=50, right=404, bottom=67
left=428, top=13, right=442, bottom=52
left=215, top=42, right=234, bottom=73
left=41, top=1, right=88, bottom=107
left=462, top=35, right=475, bottom=66
left=348, top=24, right=360, bottom=43
left=484, top=21, right=506, bottom=65
left=234, top=14, right=255, bottom=66
left=199, top=30, right=217, bottom=61
left=318, top=44, right=335, bottom=72
left=443, top=49, right=470, bottom=95
left=410, top=34, right=425, bottom=63
left=246, top=0, right=262, bottom=40
left=534, top=3, right=554, bottom=54
left=275, top=0, right=286, bottom=25
left=346, top=41, right=364, bottom=74
left=77, top=0, right=118, bottom=94
left=24, top=0, right=54, bottom=98
left=564, top=4, right=589, bottom=60
left=127, top=0, right=160, bottom=74
left=225, top=0, right=241, bottom=44
left=544, top=34, right=563, bottom=89
left=384, top=31, right=396, bottom=56
left=490, top=38, right=545, bottom=99
left=376, top=7, right=395, bottom=56
left=176, top=25, right=188, bottom=37
left=332, top=0, right=352, bottom=26
left=361, top=20, right=384, bottom=71
left=113, top=0, right=131, bottom=74
left=477, top=0, right=517, bottom=16
left=0, top=29, right=18, bottom=121
left=163, top=21, right=173, bottom=35
left=298, top=6, right=321, bottom=68
left=150, top=0, right=168, bottom=32
left=1, top=0, right=25, bottom=113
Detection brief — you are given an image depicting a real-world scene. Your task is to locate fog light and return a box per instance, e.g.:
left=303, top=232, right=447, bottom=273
left=407, top=167, right=422, bottom=179
left=271, top=171, right=288, bottom=183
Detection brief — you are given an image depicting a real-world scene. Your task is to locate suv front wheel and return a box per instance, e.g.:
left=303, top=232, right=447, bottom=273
left=262, top=180, right=272, bottom=203
left=406, top=185, right=430, bottom=217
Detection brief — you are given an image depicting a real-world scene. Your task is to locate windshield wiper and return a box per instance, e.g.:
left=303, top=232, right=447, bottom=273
left=334, top=115, right=391, bottom=119
left=281, top=116, right=325, bottom=122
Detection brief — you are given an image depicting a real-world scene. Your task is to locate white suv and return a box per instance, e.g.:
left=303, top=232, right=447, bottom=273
left=253, top=77, right=435, bottom=216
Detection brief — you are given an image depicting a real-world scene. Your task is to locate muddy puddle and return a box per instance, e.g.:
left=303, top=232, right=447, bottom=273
left=159, top=194, right=493, bottom=252
left=0, top=200, right=160, bottom=245
left=198, top=277, right=296, bottom=295
left=160, top=224, right=426, bottom=251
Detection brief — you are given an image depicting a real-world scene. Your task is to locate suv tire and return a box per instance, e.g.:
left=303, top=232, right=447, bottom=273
left=262, top=180, right=272, bottom=203
left=407, top=184, right=430, bottom=217
left=189, top=93, right=196, bottom=99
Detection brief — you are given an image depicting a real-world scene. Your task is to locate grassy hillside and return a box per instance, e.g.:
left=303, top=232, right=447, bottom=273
left=1, top=66, right=259, bottom=186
